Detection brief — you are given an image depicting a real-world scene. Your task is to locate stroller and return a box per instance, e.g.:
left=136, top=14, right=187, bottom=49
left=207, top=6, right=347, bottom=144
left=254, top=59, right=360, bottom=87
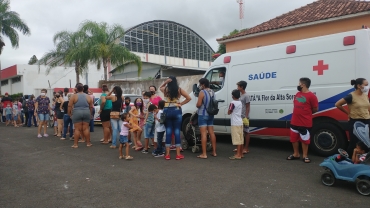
left=182, top=112, right=212, bottom=153
left=320, top=121, right=370, bottom=196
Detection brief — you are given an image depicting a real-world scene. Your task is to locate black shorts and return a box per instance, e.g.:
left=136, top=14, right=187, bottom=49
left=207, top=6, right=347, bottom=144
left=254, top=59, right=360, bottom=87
left=100, top=109, right=111, bottom=122
left=56, top=110, right=64, bottom=119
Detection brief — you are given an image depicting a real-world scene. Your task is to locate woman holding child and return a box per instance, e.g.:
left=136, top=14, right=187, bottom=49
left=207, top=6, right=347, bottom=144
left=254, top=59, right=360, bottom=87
left=160, top=76, right=191, bottom=160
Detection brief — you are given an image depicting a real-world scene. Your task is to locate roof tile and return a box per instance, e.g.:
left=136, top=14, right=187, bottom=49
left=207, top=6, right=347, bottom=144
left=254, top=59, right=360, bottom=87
left=218, top=0, right=370, bottom=41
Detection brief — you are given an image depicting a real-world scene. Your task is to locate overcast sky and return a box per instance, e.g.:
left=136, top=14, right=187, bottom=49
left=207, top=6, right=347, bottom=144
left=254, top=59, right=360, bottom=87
left=0, top=0, right=317, bottom=69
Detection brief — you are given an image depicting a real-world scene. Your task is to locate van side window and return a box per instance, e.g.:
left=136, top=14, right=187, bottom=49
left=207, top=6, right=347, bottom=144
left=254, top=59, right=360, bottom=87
left=205, top=68, right=226, bottom=92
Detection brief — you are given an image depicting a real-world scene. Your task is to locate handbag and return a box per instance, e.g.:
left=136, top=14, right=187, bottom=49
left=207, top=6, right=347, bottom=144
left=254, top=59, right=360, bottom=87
left=110, top=99, right=122, bottom=119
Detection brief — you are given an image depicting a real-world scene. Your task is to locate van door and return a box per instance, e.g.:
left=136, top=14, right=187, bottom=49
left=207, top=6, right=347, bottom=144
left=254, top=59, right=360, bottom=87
left=204, top=67, right=227, bottom=133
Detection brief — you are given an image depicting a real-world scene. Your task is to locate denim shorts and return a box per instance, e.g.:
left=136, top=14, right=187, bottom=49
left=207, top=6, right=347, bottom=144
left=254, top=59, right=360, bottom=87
left=13, top=114, right=18, bottom=121
left=6, top=114, right=12, bottom=121
left=38, top=113, right=50, bottom=121
left=119, top=135, right=128, bottom=144
left=144, top=123, right=155, bottom=138
left=198, top=115, right=214, bottom=127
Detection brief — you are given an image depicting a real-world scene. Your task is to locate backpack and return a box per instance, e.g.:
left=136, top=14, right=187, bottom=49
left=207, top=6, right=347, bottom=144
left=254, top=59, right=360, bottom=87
left=204, top=90, right=219, bottom=115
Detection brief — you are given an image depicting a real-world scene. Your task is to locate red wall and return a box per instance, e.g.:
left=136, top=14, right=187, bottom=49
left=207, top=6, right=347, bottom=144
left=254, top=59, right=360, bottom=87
left=1, top=65, right=17, bottom=80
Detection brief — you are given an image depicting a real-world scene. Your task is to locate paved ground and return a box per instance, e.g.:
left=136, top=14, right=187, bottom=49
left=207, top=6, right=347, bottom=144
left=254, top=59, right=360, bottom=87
left=0, top=124, right=369, bottom=208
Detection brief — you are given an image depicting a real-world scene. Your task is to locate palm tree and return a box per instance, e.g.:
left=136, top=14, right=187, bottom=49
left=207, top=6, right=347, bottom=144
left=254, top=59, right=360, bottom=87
left=0, top=0, right=31, bottom=54
left=80, top=21, right=142, bottom=81
left=38, top=31, right=89, bottom=83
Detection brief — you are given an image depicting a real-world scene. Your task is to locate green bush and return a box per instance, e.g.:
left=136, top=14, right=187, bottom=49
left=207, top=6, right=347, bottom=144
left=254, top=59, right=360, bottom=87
left=0, top=93, right=23, bottom=100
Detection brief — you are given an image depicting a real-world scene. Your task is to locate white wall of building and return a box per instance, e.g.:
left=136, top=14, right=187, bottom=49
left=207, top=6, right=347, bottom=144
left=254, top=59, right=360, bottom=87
left=1, top=64, right=104, bottom=95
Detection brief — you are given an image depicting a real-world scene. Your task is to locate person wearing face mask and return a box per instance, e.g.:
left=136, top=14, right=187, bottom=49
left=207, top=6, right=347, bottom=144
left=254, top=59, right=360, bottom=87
left=105, top=86, right=125, bottom=149
left=149, top=85, right=162, bottom=106
left=196, top=78, right=217, bottom=159
left=54, top=92, right=64, bottom=137
left=34, top=89, right=51, bottom=138
left=211, top=71, right=225, bottom=86
left=287, top=77, right=318, bottom=163
left=99, top=84, right=112, bottom=144
left=335, top=78, right=370, bottom=156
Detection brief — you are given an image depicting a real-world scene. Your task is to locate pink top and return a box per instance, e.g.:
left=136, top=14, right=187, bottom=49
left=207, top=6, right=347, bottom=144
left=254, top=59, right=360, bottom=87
left=120, top=121, right=129, bottom=136
left=150, top=96, right=162, bottom=106
left=17, top=102, right=22, bottom=110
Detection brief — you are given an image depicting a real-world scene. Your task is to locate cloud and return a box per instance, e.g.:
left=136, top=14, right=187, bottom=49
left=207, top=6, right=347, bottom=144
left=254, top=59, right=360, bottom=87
left=0, top=0, right=316, bottom=69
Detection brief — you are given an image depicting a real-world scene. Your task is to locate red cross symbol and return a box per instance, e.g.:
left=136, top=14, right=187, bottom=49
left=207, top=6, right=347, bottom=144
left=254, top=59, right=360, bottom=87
left=313, top=60, right=329, bottom=75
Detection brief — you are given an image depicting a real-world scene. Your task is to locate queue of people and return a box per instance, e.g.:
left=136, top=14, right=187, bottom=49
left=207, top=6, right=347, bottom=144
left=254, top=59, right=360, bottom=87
left=1, top=75, right=368, bottom=163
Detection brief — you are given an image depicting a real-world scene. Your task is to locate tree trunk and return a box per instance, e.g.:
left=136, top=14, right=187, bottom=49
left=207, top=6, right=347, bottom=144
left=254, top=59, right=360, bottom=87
left=103, top=58, right=108, bottom=81
left=75, top=62, right=80, bottom=84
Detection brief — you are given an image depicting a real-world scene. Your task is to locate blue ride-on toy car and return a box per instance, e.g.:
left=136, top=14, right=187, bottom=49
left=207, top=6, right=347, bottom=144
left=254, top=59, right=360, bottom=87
left=319, top=121, right=370, bottom=196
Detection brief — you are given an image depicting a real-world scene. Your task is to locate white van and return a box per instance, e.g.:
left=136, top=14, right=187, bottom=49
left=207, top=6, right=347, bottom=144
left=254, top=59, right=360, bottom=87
left=181, top=29, right=370, bottom=156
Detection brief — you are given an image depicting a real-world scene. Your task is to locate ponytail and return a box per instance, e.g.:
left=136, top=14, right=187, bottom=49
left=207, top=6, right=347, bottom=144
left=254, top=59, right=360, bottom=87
left=351, top=78, right=366, bottom=89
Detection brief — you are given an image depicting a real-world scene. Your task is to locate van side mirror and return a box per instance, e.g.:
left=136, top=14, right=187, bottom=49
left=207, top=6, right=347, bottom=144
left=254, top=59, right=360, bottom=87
left=193, top=84, right=200, bottom=97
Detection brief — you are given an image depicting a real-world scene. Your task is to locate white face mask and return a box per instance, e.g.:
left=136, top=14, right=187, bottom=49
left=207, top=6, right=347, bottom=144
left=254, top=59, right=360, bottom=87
left=143, top=99, right=150, bottom=104
left=219, top=77, right=224, bottom=82
left=361, top=86, right=369, bottom=93
left=40, top=93, right=46, bottom=96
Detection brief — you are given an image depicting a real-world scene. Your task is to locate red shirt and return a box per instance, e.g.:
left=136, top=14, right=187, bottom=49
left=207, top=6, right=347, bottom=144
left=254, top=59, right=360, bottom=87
left=291, top=91, right=318, bottom=127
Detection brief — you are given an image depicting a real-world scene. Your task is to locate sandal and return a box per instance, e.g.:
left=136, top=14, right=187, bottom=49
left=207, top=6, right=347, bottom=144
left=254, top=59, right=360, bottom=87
left=210, top=153, right=217, bottom=157
left=125, top=156, right=133, bottom=160
left=286, top=155, right=300, bottom=160
left=71, top=145, right=78, bottom=148
left=131, top=146, right=136, bottom=149
left=119, top=156, right=124, bottom=159
left=229, top=156, right=242, bottom=160
left=243, top=150, right=249, bottom=154
left=303, top=157, right=311, bottom=163
left=86, top=143, right=93, bottom=147
left=197, top=155, right=207, bottom=159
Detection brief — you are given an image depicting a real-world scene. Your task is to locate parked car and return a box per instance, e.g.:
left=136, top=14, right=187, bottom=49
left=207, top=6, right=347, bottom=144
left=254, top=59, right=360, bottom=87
left=93, top=94, right=141, bottom=123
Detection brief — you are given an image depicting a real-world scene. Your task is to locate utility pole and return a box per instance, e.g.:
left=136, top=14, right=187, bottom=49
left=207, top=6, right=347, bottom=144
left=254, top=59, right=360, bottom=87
left=236, top=0, right=245, bottom=30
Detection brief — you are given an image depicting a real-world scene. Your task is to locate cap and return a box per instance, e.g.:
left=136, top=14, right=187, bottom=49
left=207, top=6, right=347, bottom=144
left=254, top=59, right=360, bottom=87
left=5, top=92, right=8, bottom=95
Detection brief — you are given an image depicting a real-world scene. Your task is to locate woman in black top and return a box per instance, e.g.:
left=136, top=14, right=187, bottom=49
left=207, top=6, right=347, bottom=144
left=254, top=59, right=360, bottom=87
left=61, top=94, right=73, bottom=140
left=106, top=86, right=124, bottom=149
left=55, top=91, right=64, bottom=137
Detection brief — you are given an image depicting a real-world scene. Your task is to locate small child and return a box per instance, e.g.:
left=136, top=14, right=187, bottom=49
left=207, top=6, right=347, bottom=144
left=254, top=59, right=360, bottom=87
left=143, top=91, right=155, bottom=146
left=352, top=141, right=369, bottom=164
left=119, top=113, right=133, bottom=160
left=5, top=103, right=13, bottom=126
left=335, top=141, right=369, bottom=164
left=153, top=100, right=166, bottom=157
left=142, top=104, right=157, bottom=154
left=228, top=89, right=243, bottom=160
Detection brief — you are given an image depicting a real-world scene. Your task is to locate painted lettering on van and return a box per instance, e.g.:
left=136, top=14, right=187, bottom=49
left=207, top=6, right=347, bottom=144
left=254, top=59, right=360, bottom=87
left=248, top=72, right=277, bottom=80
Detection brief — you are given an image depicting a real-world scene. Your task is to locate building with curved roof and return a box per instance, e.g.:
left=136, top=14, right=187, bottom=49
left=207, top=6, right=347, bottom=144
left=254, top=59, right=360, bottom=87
left=110, top=20, right=215, bottom=80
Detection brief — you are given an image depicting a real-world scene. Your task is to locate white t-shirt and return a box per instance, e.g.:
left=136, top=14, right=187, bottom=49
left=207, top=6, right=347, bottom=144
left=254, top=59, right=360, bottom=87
left=229, top=100, right=242, bottom=126
left=156, top=109, right=165, bottom=132
left=63, top=94, right=69, bottom=101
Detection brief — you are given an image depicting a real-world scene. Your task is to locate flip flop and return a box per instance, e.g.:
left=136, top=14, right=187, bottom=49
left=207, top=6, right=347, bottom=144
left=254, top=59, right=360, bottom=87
left=86, top=143, right=93, bottom=147
left=197, top=155, right=207, bottom=159
left=125, top=156, right=133, bottom=160
left=229, top=156, right=242, bottom=160
left=71, top=145, right=78, bottom=148
left=303, top=157, right=311, bottom=163
left=210, top=153, right=217, bottom=157
left=233, top=149, right=237, bottom=152
left=286, top=155, right=300, bottom=160
left=243, top=150, right=249, bottom=154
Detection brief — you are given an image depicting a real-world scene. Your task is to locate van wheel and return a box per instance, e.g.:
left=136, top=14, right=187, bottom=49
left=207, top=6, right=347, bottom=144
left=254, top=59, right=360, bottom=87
left=182, top=116, right=190, bottom=135
left=310, top=123, right=346, bottom=157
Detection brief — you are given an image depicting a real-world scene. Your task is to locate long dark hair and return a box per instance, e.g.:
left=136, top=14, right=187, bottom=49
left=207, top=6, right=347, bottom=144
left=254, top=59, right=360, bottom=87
left=134, top=98, right=143, bottom=112
left=113, top=86, right=122, bottom=98
left=166, top=76, right=179, bottom=100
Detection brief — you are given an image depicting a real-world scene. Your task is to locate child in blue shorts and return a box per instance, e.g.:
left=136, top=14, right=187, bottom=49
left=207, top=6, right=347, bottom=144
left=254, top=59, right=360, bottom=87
left=119, top=113, right=133, bottom=160
left=142, top=104, right=157, bottom=154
